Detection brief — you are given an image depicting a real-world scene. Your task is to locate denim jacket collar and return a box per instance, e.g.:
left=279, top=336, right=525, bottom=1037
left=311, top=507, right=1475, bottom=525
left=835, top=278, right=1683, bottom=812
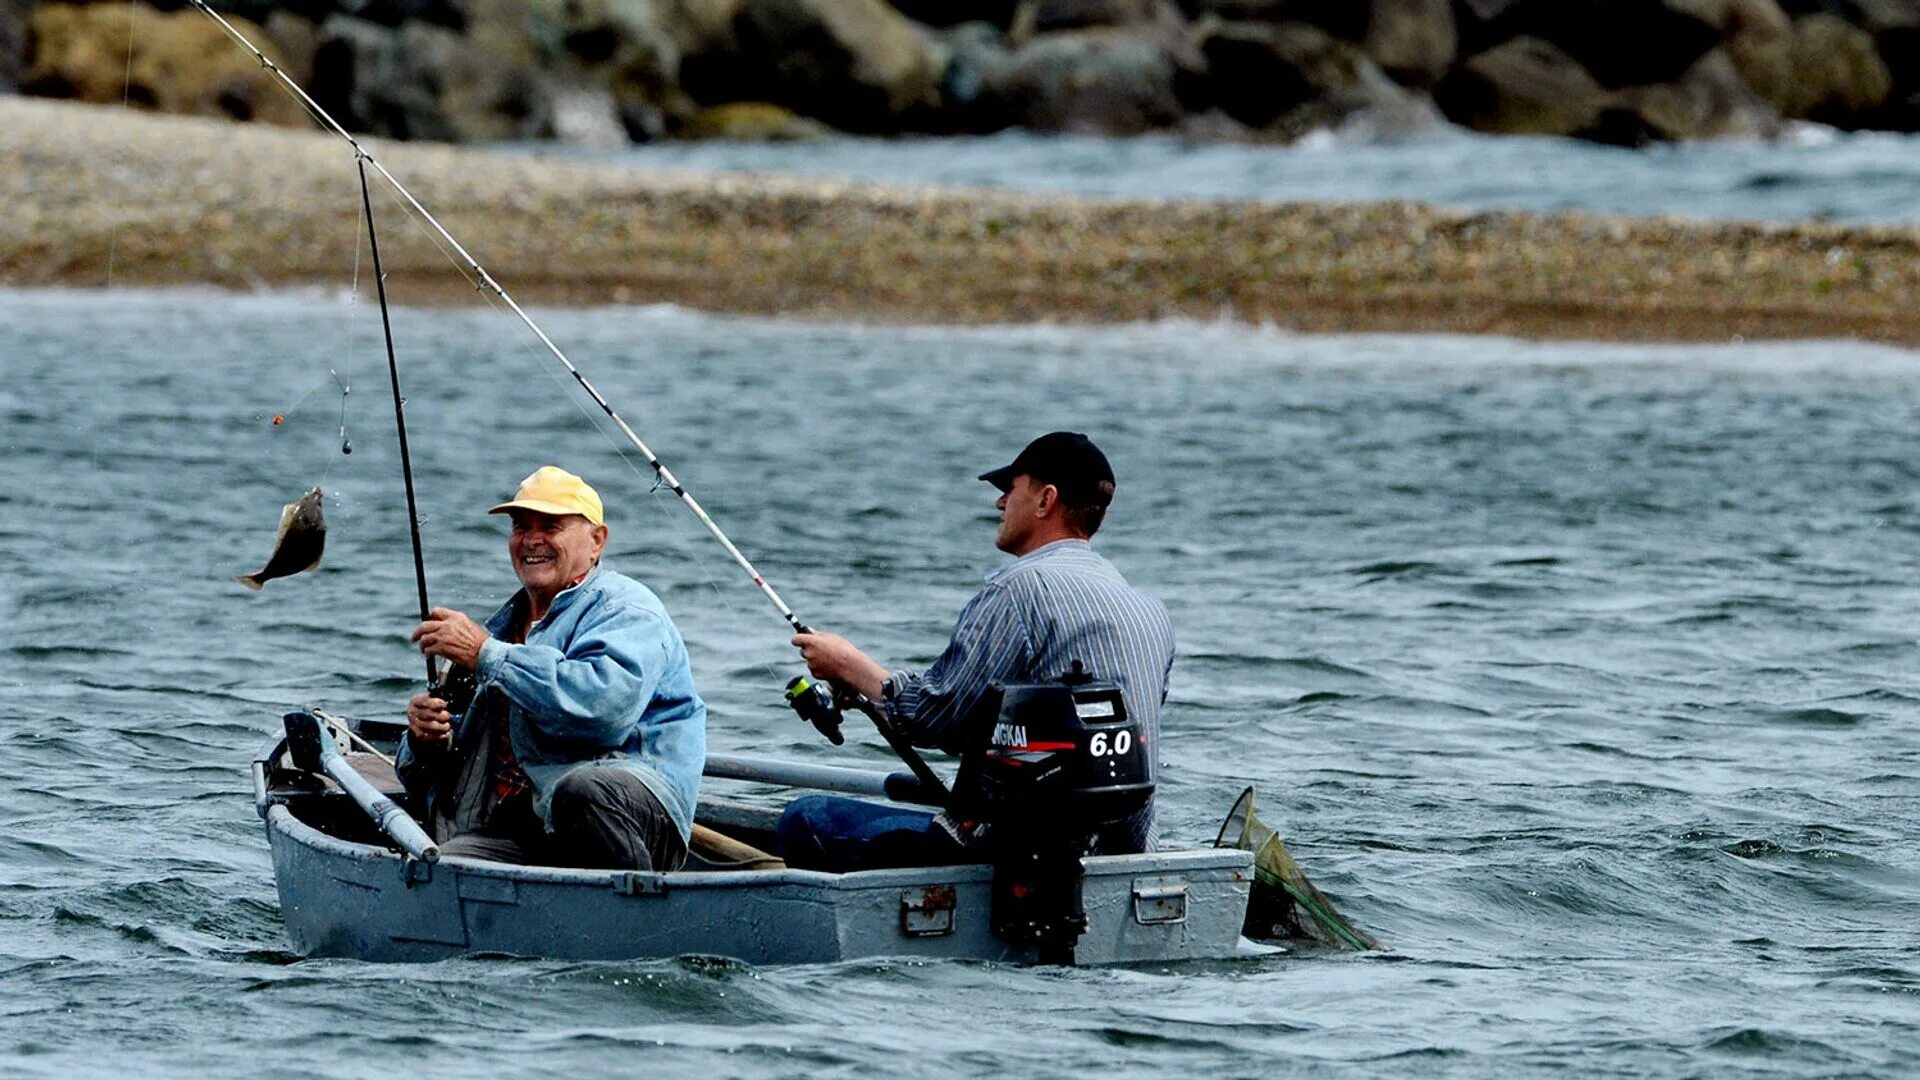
left=486, top=563, right=606, bottom=638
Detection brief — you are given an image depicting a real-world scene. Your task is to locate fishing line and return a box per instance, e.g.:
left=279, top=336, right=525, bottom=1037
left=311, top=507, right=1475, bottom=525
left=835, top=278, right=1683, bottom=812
left=106, top=0, right=137, bottom=288
left=185, top=0, right=816, bottom=638
left=477, top=295, right=788, bottom=679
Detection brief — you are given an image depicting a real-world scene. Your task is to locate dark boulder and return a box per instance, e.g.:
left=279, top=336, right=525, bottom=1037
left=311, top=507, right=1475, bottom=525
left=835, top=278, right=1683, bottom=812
left=308, top=15, right=459, bottom=139
left=1722, top=0, right=1794, bottom=107
left=979, top=26, right=1192, bottom=132
left=1433, top=34, right=1615, bottom=135
left=1186, top=19, right=1440, bottom=135
left=1176, top=0, right=1369, bottom=38
left=719, top=0, right=946, bottom=132
left=1616, top=47, right=1784, bottom=137
left=1451, top=0, right=1524, bottom=54
left=1008, top=0, right=1170, bottom=40
left=1173, top=0, right=1456, bottom=86
left=1191, top=20, right=1361, bottom=126
left=1780, top=11, right=1892, bottom=124
left=1469, top=0, right=1725, bottom=88
left=934, top=19, right=1015, bottom=126
left=1363, top=0, right=1455, bottom=85
left=1850, top=1, right=1920, bottom=126
left=1, top=0, right=29, bottom=91
left=888, top=0, right=1022, bottom=28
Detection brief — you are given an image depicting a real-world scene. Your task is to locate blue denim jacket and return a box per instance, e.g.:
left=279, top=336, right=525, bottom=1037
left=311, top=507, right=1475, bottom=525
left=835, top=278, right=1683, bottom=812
left=396, top=565, right=706, bottom=844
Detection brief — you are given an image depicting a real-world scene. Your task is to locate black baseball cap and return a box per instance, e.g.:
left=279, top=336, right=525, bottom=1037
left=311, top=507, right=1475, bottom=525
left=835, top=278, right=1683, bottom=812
left=978, top=431, right=1115, bottom=507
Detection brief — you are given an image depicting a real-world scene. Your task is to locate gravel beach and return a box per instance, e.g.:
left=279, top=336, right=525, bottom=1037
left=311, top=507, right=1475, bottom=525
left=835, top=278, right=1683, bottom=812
left=7, top=96, right=1920, bottom=344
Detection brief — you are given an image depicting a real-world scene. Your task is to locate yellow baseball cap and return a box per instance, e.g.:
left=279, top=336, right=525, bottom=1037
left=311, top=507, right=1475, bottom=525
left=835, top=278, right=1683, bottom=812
left=488, top=466, right=605, bottom=525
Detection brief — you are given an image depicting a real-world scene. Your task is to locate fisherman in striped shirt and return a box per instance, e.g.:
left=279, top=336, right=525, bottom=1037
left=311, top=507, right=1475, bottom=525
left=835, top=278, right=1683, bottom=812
left=783, top=432, right=1175, bottom=871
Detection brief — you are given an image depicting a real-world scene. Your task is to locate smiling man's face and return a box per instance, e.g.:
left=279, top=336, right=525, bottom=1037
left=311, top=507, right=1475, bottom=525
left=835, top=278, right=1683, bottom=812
left=507, top=509, right=607, bottom=608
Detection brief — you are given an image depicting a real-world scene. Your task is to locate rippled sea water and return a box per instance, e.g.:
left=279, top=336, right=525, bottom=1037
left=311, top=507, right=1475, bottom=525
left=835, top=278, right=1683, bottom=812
left=4, top=288, right=1919, bottom=1077
left=519, top=125, right=1920, bottom=224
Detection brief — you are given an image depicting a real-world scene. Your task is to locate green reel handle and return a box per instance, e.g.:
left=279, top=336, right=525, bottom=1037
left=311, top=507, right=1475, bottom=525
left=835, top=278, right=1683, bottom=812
left=785, top=675, right=846, bottom=745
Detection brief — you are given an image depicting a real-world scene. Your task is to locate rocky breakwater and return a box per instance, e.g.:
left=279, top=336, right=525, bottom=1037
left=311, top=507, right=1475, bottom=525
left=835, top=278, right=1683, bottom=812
left=7, top=0, right=1920, bottom=145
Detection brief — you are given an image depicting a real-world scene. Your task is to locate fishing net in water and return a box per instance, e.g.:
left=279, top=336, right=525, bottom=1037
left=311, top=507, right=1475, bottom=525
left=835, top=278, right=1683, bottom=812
left=1214, top=786, right=1379, bottom=951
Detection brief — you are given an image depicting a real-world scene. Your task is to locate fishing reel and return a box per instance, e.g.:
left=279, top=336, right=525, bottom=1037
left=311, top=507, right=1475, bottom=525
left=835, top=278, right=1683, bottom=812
left=432, top=660, right=479, bottom=715
left=784, top=675, right=847, bottom=745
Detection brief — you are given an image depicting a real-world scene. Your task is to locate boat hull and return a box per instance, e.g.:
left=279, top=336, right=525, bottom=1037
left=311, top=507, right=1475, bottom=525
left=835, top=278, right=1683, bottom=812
left=265, top=804, right=1254, bottom=965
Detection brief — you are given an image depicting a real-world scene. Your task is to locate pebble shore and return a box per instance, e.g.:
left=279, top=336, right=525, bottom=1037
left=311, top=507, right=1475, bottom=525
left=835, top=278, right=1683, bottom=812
left=8, top=96, right=1920, bottom=345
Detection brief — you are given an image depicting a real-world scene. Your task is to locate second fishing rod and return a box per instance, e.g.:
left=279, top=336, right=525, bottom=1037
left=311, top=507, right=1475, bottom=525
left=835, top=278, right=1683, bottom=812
left=253, top=5, right=929, bottom=784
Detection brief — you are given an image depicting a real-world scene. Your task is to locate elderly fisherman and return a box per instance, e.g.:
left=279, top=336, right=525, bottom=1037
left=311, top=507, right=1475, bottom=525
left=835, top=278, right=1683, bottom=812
left=397, top=466, right=706, bottom=871
left=783, top=432, right=1175, bottom=871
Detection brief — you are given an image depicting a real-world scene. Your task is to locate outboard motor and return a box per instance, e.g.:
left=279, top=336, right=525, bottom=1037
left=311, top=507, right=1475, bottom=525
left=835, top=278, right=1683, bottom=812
left=947, top=661, right=1153, bottom=964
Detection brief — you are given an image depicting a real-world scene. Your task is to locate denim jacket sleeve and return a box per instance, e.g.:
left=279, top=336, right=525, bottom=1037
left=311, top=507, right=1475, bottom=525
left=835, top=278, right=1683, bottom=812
left=473, top=598, right=671, bottom=746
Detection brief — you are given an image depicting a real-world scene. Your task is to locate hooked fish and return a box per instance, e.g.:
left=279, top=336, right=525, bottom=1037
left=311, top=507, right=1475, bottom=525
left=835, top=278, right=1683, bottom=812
left=237, top=487, right=327, bottom=591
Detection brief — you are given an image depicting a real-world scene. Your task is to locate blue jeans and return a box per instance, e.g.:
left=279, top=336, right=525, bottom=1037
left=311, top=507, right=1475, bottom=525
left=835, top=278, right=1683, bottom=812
left=776, top=794, right=967, bottom=872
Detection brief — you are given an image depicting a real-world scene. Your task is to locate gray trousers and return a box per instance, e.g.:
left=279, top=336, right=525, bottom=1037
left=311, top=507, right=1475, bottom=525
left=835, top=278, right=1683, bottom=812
left=440, top=768, right=687, bottom=872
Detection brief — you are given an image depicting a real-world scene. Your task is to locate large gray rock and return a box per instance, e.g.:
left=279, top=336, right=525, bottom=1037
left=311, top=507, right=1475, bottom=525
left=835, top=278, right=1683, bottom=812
left=1432, top=34, right=1616, bottom=135
left=1779, top=11, right=1892, bottom=123
left=1363, top=0, right=1455, bottom=85
left=1851, top=0, right=1920, bottom=126
left=980, top=27, right=1191, bottom=132
left=936, top=19, right=1013, bottom=121
left=262, top=10, right=323, bottom=87
left=1172, top=0, right=1454, bottom=85
left=1193, top=19, right=1441, bottom=135
left=722, top=0, right=946, bottom=131
left=1616, top=47, right=1784, bottom=137
left=1, top=0, right=29, bottom=92
left=1721, top=0, right=1794, bottom=107
left=308, top=15, right=460, bottom=139
left=438, top=0, right=707, bottom=142
left=22, top=2, right=307, bottom=125
left=1193, top=20, right=1365, bottom=126
left=1849, top=0, right=1920, bottom=32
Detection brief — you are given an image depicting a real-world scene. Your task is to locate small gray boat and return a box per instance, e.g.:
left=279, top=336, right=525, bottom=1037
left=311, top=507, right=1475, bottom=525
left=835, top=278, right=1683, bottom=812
left=252, top=714, right=1257, bottom=966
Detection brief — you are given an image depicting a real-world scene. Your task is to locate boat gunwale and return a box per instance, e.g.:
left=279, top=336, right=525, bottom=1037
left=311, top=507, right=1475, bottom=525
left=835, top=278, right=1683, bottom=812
left=256, top=727, right=1255, bottom=902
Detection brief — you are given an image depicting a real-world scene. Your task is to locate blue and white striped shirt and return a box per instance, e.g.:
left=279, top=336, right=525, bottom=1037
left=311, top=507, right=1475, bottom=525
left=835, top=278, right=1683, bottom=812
left=886, top=539, right=1174, bottom=852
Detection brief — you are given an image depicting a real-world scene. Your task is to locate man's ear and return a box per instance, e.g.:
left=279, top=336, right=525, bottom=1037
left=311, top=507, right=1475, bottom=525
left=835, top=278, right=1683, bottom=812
left=1034, top=483, right=1059, bottom=516
left=591, top=524, right=610, bottom=556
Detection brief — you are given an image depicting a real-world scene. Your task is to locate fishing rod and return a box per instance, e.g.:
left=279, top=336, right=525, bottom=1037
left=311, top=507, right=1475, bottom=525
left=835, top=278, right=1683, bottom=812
left=186, top=0, right=810, bottom=638
left=356, top=154, right=437, bottom=688
left=188, top=2, right=939, bottom=786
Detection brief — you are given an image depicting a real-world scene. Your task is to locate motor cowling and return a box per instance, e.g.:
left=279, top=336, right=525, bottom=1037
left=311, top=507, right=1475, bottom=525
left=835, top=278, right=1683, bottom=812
left=948, top=661, right=1153, bottom=963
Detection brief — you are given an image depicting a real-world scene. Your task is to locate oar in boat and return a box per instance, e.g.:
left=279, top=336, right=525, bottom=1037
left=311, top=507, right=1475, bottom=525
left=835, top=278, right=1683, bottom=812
left=284, top=709, right=439, bottom=864
left=705, top=753, right=945, bottom=806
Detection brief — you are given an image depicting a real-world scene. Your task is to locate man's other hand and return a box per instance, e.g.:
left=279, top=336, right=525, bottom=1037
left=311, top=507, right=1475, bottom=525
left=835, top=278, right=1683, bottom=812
left=407, top=693, right=453, bottom=744
left=412, top=607, right=490, bottom=669
left=791, top=631, right=889, bottom=700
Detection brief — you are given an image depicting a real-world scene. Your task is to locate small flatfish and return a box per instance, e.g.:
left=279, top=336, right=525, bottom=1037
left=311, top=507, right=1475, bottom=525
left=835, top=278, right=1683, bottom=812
left=237, top=487, right=327, bottom=591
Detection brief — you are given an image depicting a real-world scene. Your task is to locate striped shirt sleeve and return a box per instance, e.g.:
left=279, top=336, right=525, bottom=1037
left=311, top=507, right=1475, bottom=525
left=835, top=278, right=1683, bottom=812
left=885, top=582, right=1032, bottom=754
